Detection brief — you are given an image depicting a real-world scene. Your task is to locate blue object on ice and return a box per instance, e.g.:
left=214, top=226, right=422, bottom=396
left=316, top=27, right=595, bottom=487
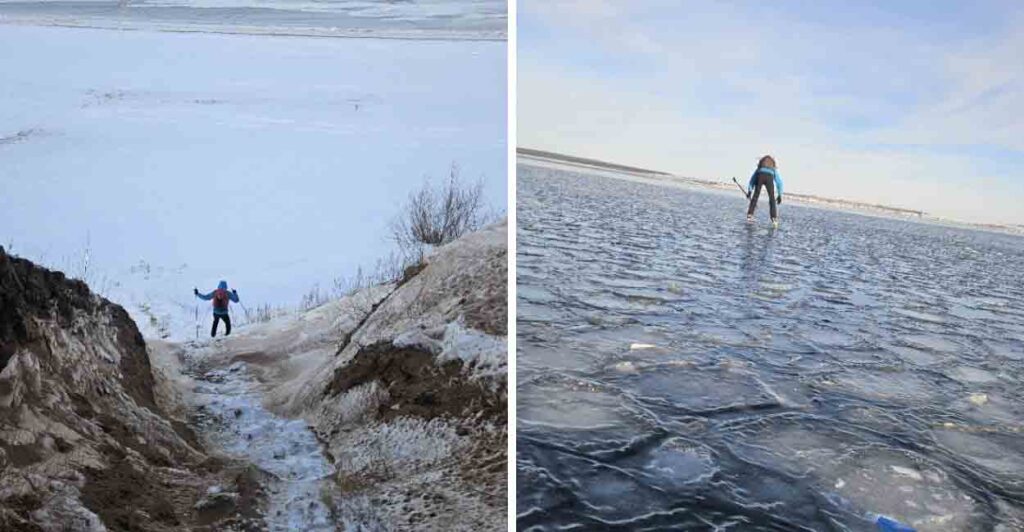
left=875, top=515, right=916, bottom=532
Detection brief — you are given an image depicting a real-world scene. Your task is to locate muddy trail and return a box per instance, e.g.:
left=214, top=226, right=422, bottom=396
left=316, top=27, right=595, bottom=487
left=182, top=343, right=342, bottom=532
left=516, top=164, right=1024, bottom=531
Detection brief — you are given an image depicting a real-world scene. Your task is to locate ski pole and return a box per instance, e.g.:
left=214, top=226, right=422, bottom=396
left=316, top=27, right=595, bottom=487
left=732, top=177, right=750, bottom=199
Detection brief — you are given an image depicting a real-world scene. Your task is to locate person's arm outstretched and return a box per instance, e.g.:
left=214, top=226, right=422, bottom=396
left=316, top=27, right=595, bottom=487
left=194, top=288, right=214, bottom=300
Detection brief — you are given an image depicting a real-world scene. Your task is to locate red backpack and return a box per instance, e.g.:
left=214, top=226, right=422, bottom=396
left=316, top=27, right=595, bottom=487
left=213, top=288, right=229, bottom=309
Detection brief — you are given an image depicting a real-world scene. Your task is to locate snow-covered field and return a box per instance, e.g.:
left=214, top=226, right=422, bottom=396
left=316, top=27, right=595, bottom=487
left=0, top=21, right=506, bottom=340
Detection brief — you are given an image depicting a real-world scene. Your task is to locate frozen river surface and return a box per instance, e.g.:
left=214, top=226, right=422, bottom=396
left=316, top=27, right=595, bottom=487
left=0, top=0, right=506, bottom=39
left=516, top=163, right=1024, bottom=531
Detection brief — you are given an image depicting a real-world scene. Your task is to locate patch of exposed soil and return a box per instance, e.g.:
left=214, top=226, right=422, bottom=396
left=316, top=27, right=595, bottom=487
left=2, top=443, right=44, bottom=467
left=326, top=341, right=505, bottom=422
left=0, top=495, right=45, bottom=532
left=80, top=447, right=188, bottom=531
left=194, top=465, right=270, bottom=532
left=230, top=351, right=276, bottom=366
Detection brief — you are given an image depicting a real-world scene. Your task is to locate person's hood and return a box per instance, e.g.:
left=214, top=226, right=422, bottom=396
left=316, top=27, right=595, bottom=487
left=218, top=280, right=228, bottom=290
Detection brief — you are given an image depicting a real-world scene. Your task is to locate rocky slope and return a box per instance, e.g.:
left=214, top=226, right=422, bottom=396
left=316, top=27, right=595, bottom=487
left=0, top=247, right=260, bottom=531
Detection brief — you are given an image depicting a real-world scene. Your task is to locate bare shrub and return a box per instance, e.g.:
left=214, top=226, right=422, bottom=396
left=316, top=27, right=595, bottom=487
left=331, top=252, right=408, bottom=300
left=390, top=164, right=490, bottom=260
left=245, top=303, right=274, bottom=324
left=300, top=283, right=332, bottom=311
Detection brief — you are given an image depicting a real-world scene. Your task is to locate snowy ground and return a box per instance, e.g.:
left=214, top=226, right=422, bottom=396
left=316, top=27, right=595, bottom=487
left=0, top=22, right=505, bottom=341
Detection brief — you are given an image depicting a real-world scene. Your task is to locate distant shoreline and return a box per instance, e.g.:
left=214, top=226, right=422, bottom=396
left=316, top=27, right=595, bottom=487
left=517, top=147, right=1024, bottom=238
left=0, top=17, right=507, bottom=42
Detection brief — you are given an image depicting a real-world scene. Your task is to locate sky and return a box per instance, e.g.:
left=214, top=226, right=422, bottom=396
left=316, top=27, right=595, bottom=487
left=518, top=0, right=1024, bottom=225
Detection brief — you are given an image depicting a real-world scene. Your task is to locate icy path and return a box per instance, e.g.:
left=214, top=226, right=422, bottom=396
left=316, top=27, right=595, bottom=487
left=189, top=355, right=337, bottom=531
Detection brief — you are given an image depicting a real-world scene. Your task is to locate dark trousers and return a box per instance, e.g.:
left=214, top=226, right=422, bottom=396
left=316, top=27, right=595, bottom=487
left=211, top=313, right=231, bottom=337
left=747, top=172, right=777, bottom=219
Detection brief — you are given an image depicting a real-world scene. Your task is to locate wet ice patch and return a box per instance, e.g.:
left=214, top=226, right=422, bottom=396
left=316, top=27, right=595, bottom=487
left=800, top=326, right=858, bottom=348
left=823, top=369, right=943, bottom=403
left=729, top=422, right=858, bottom=478
left=827, top=449, right=983, bottom=531
left=518, top=343, right=602, bottom=373
left=903, top=334, right=961, bottom=354
left=894, top=308, right=947, bottom=324
left=688, top=324, right=753, bottom=348
left=617, top=365, right=778, bottom=414
left=192, top=364, right=335, bottom=531
left=952, top=392, right=1022, bottom=426
left=518, top=379, right=645, bottom=432
left=985, top=340, right=1024, bottom=361
left=634, top=437, right=717, bottom=491
left=933, top=430, right=1024, bottom=481
left=887, top=343, right=943, bottom=366
left=948, top=366, right=1000, bottom=384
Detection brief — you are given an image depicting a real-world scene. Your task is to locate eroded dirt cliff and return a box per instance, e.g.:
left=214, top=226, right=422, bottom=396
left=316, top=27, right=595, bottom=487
left=0, top=247, right=258, bottom=531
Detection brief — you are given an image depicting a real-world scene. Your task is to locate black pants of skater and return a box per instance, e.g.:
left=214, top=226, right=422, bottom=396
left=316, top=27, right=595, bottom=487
left=747, top=171, right=777, bottom=219
left=211, top=314, right=231, bottom=337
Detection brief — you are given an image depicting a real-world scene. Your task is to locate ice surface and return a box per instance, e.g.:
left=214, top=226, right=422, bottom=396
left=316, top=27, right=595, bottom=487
left=825, top=369, right=941, bottom=403
left=517, top=164, right=1024, bottom=529
left=948, top=366, right=1000, bottom=384
left=618, top=365, right=777, bottom=413
left=0, top=0, right=507, bottom=40
left=827, top=449, right=983, bottom=531
left=635, top=437, right=717, bottom=491
left=518, top=379, right=645, bottom=432
left=933, top=429, right=1024, bottom=479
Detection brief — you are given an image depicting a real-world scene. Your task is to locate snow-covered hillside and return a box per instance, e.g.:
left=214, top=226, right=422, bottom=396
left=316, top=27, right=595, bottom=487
left=159, top=220, right=507, bottom=530
left=1, top=220, right=507, bottom=530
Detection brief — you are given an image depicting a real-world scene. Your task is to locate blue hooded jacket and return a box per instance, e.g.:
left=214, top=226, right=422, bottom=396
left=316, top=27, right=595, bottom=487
left=748, top=166, right=784, bottom=197
left=197, top=280, right=239, bottom=316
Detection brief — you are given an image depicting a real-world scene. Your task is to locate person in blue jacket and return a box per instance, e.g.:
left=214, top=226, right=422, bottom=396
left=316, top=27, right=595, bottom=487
left=746, top=155, right=784, bottom=225
left=194, top=280, right=239, bottom=337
